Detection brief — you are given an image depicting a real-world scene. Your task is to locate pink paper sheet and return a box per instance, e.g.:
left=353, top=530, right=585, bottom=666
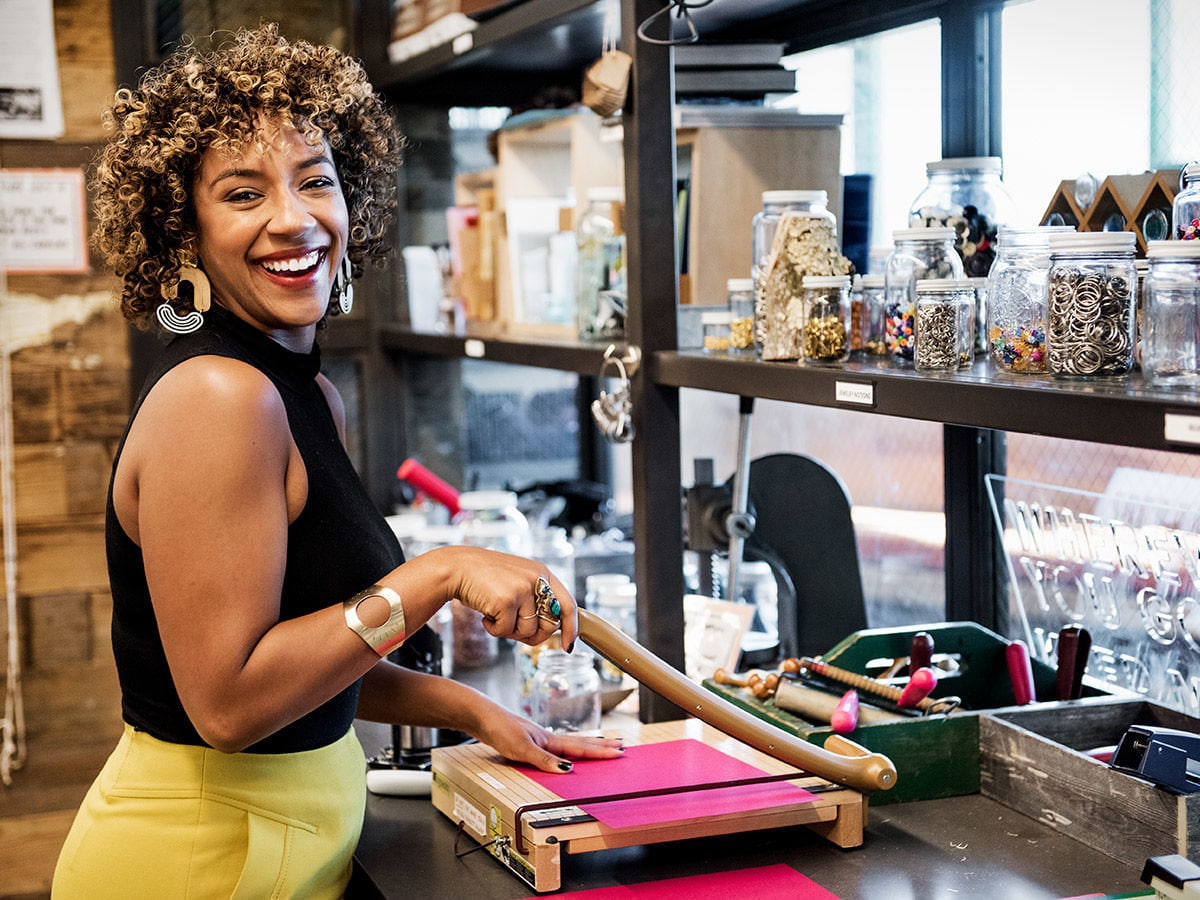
left=521, top=738, right=817, bottom=830
left=517, top=863, right=841, bottom=899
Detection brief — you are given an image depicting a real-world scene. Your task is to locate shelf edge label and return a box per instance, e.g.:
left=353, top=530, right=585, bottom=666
left=835, top=380, right=875, bottom=407
left=1164, top=412, right=1200, bottom=445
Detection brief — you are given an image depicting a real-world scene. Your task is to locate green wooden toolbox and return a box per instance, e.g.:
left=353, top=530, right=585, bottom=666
left=703, top=621, right=1115, bottom=805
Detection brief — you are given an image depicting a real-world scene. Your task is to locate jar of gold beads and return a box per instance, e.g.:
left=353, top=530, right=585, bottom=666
left=701, top=310, right=733, bottom=354
left=726, top=278, right=756, bottom=356
left=800, top=275, right=851, bottom=363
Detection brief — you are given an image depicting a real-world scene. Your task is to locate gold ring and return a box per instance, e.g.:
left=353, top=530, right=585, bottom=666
left=518, top=613, right=539, bottom=620
left=534, top=576, right=561, bottom=622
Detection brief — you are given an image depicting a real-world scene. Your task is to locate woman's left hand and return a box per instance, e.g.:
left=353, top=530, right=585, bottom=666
left=478, top=708, right=625, bottom=774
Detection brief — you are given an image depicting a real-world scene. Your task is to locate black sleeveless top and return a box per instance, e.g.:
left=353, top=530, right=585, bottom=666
left=107, top=305, right=404, bottom=753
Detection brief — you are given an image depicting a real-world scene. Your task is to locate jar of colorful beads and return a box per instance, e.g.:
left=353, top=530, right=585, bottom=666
left=985, top=226, right=1071, bottom=373
left=884, top=228, right=963, bottom=366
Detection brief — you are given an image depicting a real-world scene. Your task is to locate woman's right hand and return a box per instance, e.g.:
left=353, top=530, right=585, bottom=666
left=415, top=545, right=578, bottom=651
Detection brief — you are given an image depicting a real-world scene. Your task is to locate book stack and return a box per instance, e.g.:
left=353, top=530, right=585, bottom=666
left=673, top=42, right=795, bottom=99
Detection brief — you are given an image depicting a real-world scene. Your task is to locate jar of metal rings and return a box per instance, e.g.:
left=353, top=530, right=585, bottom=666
left=859, top=274, right=887, bottom=355
left=914, top=279, right=975, bottom=372
left=884, top=228, right=964, bottom=366
left=986, top=226, right=1072, bottom=373
left=800, top=275, right=851, bottom=363
left=1142, top=240, right=1200, bottom=388
left=1046, top=230, right=1137, bottom=378
left=1173, top=161, right=1200, bottom=240
left=908, top=157, right=1016, bottom=277
left=726, top=278, right=756, bottom=355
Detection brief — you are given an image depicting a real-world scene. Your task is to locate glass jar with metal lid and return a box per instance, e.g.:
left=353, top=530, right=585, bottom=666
left=531, top=647, right=601, bottom=734
left=908, top=157, right=1016, bottom=277
left=1046, top=231, right=1137, bottom=378
left=1173, top=161, right=1200, bottom=240
left=985, top=226, right=1073, bottom=373
left=726, top=278, right=756, bottom=355
left=1142, top=239, right=1200, bottom=388
left=859, top=273, right=887, bottom=355
left=800, top=274, right=851, bottom=363
left=884, top=228, right=963, bottom=366
left=914, top=278, right=975, bottom=372
left=752, top=190, right=848, bottom=360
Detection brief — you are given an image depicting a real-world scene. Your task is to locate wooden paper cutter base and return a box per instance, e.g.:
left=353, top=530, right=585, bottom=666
left=430, top=719, right=867, bottom=893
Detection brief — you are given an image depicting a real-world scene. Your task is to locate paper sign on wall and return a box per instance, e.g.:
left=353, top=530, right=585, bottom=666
left=0, top=169, right=89, bottom=274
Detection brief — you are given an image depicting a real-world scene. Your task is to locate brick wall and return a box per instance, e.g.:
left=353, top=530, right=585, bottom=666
left=0, top=0, right=126, bottom=817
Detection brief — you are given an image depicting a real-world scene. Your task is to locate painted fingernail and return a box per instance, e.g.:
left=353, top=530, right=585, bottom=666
left=557, top=760, right=573, bottom=772
left=566, top=640, right=576, bottom=653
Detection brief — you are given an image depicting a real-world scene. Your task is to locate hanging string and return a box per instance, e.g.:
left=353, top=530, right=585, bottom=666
left=602, top=0, right=619, bottom=54
left=0, top=266, right=25, bottom=787
left=637, top=0, right=714, bottom=46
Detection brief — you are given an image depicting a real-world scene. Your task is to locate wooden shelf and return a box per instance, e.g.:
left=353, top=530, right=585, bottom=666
left=378, top=323, right=619, bottom=375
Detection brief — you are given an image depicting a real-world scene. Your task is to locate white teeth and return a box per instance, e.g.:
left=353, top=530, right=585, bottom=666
left=262, top=250, right=320, bottom=273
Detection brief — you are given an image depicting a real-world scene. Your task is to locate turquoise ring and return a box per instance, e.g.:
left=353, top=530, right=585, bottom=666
left=535, top=576, right=561, bottom=621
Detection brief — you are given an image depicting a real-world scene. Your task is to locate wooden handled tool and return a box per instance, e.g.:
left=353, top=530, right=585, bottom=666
left=577, top=609, right=897, bottom=793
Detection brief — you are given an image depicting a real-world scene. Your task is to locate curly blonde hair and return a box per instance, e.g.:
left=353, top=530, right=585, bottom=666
left=91, top=23, right=405, bottom=329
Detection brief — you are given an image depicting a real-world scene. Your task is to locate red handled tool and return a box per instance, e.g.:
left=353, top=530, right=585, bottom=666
left=1005, top=639, right=1035, bottom=705
left=397, top=458, right=461, bottom=515
left=830, top=689, right=859, bottom=734
left=897, top=667, right=937, bottom=709
left=1056, top=625, right=1091, bottom=701
left=908, top=631, right=934, bottom=676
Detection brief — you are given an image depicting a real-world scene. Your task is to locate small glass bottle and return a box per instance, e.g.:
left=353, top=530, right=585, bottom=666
left=859, top=273, right=887, bottom=355
left=914, top=279, right=973, bottom=372
left=727, top=278, right=756, bottom=356
left=908, top=157, right=1016, bottom=277
left=800, top=274, right=851, bottom=363
left=751, top=190, right=848, bottom=361
left=531, top=526, right=575, bottom=598
left=453, top=490, right=530, bottom=555
left=1046, top=230, right=1137, bottom=378
left=884, top=228, right=964, bottom=366
left=575, top=187, right=626, bottom=341
left=1142, top=239, right=1200, bottom=388
left=848, top=274, right=864, bottom=352
left=701, top=310, right=733, bottom=354
left=591, top=580, right=637, bottom=686
left=531, top=648, right=601, bottom=734
left=1173, top=161, right=1200, bottom=240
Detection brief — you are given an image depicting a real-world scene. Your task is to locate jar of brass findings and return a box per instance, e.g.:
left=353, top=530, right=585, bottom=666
left=884, top=228, right=963, bottom=365
left=1142, top=240, right=1200, bottom=388
left=1046, top=231, right=1136, bottom=378
left=801, top=275, right=851, bottom=363
left=914, top=279, right=975, bottom=372
left=701, top=310, right=733, bottom=354
left=727, top=278, right=756, bottom=355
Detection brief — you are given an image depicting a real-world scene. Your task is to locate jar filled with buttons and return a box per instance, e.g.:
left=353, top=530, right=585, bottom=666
left=884, top=228, right=963, bottom=366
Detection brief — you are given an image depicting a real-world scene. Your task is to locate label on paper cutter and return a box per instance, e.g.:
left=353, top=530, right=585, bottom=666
left=453, top=792, right=486, bottom=836
left=1165, top=412, right=1200, bottom=445
left=835, top=380, right=875, bottom=407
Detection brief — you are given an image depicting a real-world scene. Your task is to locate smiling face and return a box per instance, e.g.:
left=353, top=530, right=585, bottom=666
left=192, top=120, right=349, bottom=350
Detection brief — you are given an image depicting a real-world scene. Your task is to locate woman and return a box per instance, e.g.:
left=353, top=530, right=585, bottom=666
left=52, top=25, right=622, bottom=898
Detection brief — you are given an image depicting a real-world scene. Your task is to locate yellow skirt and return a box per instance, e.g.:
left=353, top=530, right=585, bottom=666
left=52, top=724, right=366, bottom=899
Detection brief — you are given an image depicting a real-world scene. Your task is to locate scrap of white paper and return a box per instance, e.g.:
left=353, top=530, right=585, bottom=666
left=0, top=0, right=65, bottom=139
left=0, top=169, right=88, bottom=273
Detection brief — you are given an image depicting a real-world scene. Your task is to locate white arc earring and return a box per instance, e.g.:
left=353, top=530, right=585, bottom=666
left=157, top=261, right=212, bottom=334
left=334, top=255, right=354, bottom=315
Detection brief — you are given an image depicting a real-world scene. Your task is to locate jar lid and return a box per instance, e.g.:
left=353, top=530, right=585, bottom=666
left=762, top=189, right=827, bottom=205
left=860, top=273, right=885, bottom=288
left=801, top=275, right=851, bottom=288
left=926, top=156, right=1003, bottom=174
left=1183, top=161, right=1200, bottom=185
left=585, top=573, right=630, bottom=591
left=457, top=490, right=520, bottom=510
left=701, top=310, right=734, bottom=324
left=893, top=226, right=958, bottom=242
left=1147, top=239, right=1200, bottom=259
left=998, top=225, right=1074, bottom=246
left=411, top=523, right=464, bottom=545
left=726, top=277, right=754, bottom=292
left=915, top=277, right=974, bottom=293
left=586, top=186, right=623, bottom=202
left=1048, top=231, right=1135, bottom=253
left=595, top=582, right=637, bottom=605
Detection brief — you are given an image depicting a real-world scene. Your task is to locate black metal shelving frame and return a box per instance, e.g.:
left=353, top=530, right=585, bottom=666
left=361, top=0, right=1198, bottom=721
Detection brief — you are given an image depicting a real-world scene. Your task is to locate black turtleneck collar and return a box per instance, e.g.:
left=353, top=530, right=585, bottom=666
left=197, top=303, right=323, bottom=390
